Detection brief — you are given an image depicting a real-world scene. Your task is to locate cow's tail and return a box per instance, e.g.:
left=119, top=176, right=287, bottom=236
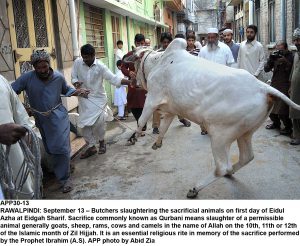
left=265, top=85, right=300, bottom=111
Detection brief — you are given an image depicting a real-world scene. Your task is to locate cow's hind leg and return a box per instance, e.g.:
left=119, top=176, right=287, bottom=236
left=152, top=113, right=175, bottom=150
left=234, top=131, right=254, bottom=172
left=210, top=138, right=233, bottom=177
left=187, top=136, right=233, bottom=198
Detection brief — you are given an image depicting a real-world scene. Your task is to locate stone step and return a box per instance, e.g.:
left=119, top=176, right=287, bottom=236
left=70, top=137, right=86, bottom=159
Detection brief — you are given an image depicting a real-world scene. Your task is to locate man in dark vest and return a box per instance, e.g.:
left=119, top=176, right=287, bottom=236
left=290, top=28, right=300, bottom=145
left=264, top=40, right=293, bottom=136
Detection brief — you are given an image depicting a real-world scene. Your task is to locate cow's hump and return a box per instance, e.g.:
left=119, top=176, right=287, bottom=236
left=164, top=38, right=187, bottom=54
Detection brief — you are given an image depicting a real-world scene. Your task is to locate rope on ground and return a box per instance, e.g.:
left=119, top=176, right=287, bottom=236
left=0, top=125, right=42, bottom=199
left=85, top=97, right=157, bottom=141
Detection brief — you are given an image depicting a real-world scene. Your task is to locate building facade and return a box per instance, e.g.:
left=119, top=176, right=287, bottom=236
left=1, top=0, right=180, bottom=108
left=227, top=0, right=299, bottom=49
left=194, top=0, right=218, bottom=41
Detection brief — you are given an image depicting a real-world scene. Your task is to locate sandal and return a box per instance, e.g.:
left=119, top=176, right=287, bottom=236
left=265, top=123, right=280, bottom=130
left=117, top=116, right=126, bottom=120
left=62, top=180, right=73, bottom=193
left=80, top=146, right=97, bottom=159
left=98, top=144, right=106, bottom=154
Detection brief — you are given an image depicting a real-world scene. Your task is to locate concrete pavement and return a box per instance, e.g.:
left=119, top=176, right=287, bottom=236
left=44, top=115, right=300, bottom=200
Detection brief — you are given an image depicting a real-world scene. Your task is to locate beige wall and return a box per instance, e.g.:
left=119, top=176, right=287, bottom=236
left=163, top=8, right=173, bottom=34
left=0, top=1, right=15, bottom=81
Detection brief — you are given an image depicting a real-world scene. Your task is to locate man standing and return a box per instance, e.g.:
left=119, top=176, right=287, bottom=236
left=12, top=50, right=88, bottom=193
left=264, top=41, right=293, bottom=135
left=199, top=28, right=234, bottom=66
left=223, top=29, right=240, bottom=64
left=237, top=25, right=265, bottom=78
left=198, top=28, right=234, bottom=135
left=122, top=34, right=148, bottom=142
left=1, top=75, right=35, bottom=198
left=289, top=28, right=300, bottom=145
left=72, top=44, right=133, bottom=156
left=218, top=27, right=226, bottom=42
left=186, top=33, right=201, bottom=56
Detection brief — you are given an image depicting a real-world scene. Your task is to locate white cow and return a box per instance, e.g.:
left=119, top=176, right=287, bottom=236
left=125, top=38, right=300, bottom=197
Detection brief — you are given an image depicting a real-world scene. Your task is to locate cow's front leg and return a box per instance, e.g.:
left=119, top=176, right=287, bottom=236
left=152, top=113, right=175, bottom=150
left=127, top=106, right=155, bottom=145
left=136, top=103, right=157, bottom=136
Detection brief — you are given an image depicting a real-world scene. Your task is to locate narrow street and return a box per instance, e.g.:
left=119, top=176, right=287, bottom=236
left=44, top=116, right=300, bottom=200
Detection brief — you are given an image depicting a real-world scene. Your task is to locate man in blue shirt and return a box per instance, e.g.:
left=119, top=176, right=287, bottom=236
left=223, top=29, right=240, bottom=64
left=12, top=50, right=89, bottom=193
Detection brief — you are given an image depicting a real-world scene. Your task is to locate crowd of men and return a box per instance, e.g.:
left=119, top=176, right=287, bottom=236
left=1, top=25, right=300, bottom=198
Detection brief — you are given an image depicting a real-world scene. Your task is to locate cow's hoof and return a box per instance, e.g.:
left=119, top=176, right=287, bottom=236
left=187, top=188, right=198, bottom=198
left=216, top=167, right=234, bottom=177
left=214, top=168, right=224, bottom=177
left=224, top=168, right=234, bottom=177
left=126, top=138, right=137, bottom=146
left=152, top=142, right=162, bottom=150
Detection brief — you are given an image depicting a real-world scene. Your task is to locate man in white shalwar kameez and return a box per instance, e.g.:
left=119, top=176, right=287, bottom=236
left=72, top=44, right=133, bottom=159
left=114, top=60, right=127, bottom=120
left=114, top=40, right=124, bottom=72
left=0, top=74, right=35, bottom=199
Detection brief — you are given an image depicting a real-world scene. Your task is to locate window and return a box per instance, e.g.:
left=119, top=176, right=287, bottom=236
left=193, top=23, right=198, bottom=32
left=254, top=0, right=260, bottom=41
left=295, top=0, right=300, bottom=29
left=84, top=3, right=106, bottom=58
left=268, top=0, right=275, bottom=43
left=111, top=15, right=120, bottom=47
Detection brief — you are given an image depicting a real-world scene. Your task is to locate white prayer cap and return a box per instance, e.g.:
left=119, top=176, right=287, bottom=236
left=223, top=29, right=233, bottom=34
left=207, top=28, right=218, bottom=34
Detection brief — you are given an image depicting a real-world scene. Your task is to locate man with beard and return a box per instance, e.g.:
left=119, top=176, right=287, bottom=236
left=12, top=49, right=90, bottom=193
left=289, top=28, right=300, bottom=145
left=264, top=41, right=293, bottom=136
left=199, top=28, right=234, bottom=66
left=198, top=28, right=233, bottom=135
left=237, top=25, right=265, bottom=79
left=223, top=29, right=240, bottom=64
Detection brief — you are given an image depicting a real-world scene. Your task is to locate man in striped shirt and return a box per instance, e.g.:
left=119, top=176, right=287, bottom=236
left=186, top=33, right=201, bottom=56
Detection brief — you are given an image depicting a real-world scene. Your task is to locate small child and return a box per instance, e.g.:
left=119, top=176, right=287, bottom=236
left=114, top=60, right=127, bottom=120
